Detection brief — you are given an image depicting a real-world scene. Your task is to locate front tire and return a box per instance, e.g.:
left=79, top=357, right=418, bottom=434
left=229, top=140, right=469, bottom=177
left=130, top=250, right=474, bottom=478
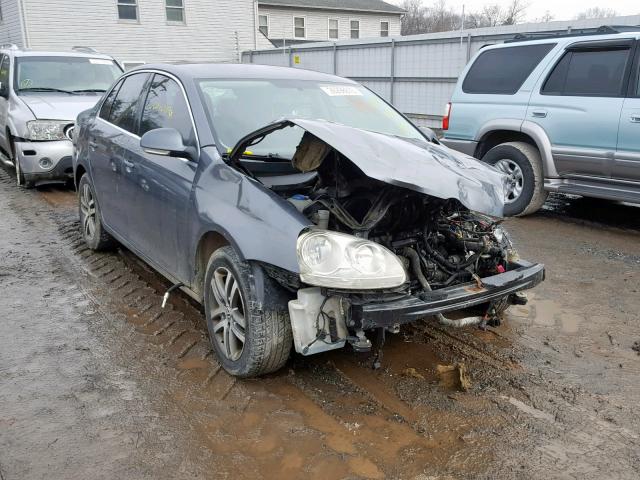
left=482, top=142, right=548, bottom=216
left=78, top=174, right=115, bottom=250
left=204, top=246, right=292, bottom=377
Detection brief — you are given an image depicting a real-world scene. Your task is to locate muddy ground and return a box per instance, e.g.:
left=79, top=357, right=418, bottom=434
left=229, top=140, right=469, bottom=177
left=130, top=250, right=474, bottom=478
left=0, top=165, right=639, bottom=480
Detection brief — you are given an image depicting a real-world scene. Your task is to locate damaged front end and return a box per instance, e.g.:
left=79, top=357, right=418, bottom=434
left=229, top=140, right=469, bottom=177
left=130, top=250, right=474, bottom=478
left=229, top=119, right=545, bottom=356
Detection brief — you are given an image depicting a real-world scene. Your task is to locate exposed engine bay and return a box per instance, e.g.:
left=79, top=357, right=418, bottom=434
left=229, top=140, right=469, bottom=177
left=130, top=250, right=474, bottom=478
left=283, top=134, right=516, bottom=295
left=229, top=122, right=543, bottom=358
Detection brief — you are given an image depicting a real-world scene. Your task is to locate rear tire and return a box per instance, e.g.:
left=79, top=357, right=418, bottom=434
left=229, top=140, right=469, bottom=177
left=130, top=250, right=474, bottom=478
left=78, top=174, right=116, bottom=250
left=204, top=246, right=292, bottom=377
left=482, top=142, right=548, bottom=216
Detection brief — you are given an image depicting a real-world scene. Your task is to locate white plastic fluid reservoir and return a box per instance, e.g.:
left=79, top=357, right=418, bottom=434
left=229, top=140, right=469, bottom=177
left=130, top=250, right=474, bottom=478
left=288, top=287, right=347, bottom=356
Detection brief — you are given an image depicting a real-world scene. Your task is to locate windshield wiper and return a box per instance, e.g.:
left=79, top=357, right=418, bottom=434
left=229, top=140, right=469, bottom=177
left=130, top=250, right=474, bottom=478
left=242, top=153, right=291, bottom=162
left=19, top=87, right=77, bottom=94
left=71, top=88, right=107, bottom=93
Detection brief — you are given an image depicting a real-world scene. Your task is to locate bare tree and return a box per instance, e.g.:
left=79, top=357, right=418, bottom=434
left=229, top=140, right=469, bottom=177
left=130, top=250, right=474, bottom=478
left=502, top=0, right=529, bottom=25
left=535, top=11, right=554, bottom=23
left=574, top=7, right=618, bottom=20
left=400, top=0, right=530, bottom=36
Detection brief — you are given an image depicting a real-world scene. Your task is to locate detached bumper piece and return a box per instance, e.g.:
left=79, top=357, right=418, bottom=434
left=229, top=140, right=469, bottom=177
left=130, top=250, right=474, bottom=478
left=351, top=261, right=545, bottom=330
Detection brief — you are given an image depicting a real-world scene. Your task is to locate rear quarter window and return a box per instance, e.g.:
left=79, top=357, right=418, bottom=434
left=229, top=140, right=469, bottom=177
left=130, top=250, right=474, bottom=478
left=542, top=46, right=632, bottom=97
left=462, top=43, right=555, bottom=95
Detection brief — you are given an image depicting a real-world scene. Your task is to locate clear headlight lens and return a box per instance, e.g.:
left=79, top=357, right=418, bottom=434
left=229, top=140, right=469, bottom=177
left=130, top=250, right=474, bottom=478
left=297, top=230, right=407, bottom=289
left=26, top=120, right=68, bottom=141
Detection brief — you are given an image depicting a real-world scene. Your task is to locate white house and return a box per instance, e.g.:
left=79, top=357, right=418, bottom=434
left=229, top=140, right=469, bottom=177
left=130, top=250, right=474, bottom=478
left=0, top=0, right=403, bottom=67
left=0, top=0, right=258, bottom=68
left=256, top=0, right=404, bottom=48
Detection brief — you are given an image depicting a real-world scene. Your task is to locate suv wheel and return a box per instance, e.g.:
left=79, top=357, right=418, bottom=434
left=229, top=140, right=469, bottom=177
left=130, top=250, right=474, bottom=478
left=482, top=142, right=548, bottom=216
left=78, top=174, right=116, bottom=250
left=204, top=246, right=292, bottom=377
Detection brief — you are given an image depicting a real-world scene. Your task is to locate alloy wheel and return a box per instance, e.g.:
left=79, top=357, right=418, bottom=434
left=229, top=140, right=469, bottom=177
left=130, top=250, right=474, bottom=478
left=495, top=159, right=524, bottom=204
left=209, top=267, right=246, bottom=361
left=80, top=183, right=97, bottom=240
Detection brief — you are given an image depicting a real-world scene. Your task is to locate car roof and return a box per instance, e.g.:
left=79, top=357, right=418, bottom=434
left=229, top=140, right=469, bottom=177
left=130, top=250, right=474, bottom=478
left=128, top=63, right=358, bottom=83
left=0, top=49, right=114, bottom=60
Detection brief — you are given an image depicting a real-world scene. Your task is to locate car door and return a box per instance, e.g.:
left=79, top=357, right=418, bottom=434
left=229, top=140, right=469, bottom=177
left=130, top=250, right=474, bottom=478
left=615, top=39, right=640, bottom=181
left=91, top=72, right=150, bottom=237
left=527, top=39, right=634, bottom=178
left=0, top=54, right=11, bottom=157
left=128, top=73, right=198, bottom=278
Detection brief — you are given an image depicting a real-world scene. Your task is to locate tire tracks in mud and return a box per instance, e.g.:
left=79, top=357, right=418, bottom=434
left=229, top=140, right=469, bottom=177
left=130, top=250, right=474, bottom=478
left=6, top=166, right=591, bottom=479
left=32, top=180, right=501, bottom=478
left=52, top=214, right=471, bottom=477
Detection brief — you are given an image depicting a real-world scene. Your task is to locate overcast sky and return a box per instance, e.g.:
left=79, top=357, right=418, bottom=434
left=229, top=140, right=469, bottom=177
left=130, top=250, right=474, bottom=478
left=386, top=1, right=640, bottom=22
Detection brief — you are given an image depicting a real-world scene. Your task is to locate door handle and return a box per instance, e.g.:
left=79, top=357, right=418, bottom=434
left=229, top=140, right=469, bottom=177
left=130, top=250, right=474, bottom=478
left=123, top=159, right=135, bottom=172
left=630, top=115, right=640, bottom=123
left=531, top=110, right=547, bottom=118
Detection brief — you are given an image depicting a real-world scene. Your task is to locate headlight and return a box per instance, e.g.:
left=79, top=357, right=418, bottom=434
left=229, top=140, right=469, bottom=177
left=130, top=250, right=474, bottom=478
left=297, top=230, right=407, bottom=289
left=26, top=120, right=69, bottom=141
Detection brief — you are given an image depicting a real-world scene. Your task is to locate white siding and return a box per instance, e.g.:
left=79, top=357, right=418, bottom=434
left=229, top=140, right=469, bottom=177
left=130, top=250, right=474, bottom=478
left=22, top=0, right=257, bottom=64
left=258, top=6, right=400, bottom=42
left=0, top=0, right=25, bottom=47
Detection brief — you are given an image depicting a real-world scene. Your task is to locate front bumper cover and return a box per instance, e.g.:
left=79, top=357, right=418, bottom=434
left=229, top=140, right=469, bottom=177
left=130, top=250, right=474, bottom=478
left=16, top=140, right=74, bottom=182
left=350, top=260, right=544, bottom=330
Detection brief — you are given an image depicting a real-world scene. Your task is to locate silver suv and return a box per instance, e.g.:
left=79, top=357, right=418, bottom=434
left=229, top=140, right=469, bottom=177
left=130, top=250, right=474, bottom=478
left=0, top=45, right=122, bottom=187
left=441, top=27, right=640, bottom=216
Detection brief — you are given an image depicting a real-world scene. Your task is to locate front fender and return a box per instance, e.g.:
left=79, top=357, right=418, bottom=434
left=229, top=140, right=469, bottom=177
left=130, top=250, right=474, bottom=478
left=192, top=156, right=312, bottom=275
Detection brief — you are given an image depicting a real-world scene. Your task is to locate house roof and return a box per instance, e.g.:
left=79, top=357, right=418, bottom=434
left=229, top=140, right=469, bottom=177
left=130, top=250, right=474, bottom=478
left=257, top=0, right=405, bottom=14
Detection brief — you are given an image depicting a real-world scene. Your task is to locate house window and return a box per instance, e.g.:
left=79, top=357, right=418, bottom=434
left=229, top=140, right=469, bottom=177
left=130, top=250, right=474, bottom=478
left=294, top=17, right=305, bottom=39
left=380, top=20, right=389, bottom=37
left=328, top=18, right=338, bottom=40
left=259, top=15, right=269, bottom=37
left=117, top=0, right=138, bottom=21
left=350, top=20, right=360, bottom=39
left=166, top=0, right=184, bottom=22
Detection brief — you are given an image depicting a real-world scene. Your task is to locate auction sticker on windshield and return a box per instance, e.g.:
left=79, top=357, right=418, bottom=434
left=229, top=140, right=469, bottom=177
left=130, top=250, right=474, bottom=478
left=320, top=85, right=362, bottom=96
left=89, top=59, right=114, bottom=65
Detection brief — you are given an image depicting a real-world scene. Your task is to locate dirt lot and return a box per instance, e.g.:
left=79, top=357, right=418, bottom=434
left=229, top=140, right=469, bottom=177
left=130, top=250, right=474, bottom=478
left=1, top=165, right=639, bottom=480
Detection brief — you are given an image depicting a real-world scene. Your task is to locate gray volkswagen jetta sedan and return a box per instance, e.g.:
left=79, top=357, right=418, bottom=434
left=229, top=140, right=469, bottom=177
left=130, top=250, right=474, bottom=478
left=73, top=64, right=544, bottom=377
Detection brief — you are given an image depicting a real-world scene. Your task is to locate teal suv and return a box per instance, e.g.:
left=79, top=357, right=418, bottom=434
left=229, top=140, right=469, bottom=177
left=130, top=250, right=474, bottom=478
left=441, top=26, right=640, bottom=216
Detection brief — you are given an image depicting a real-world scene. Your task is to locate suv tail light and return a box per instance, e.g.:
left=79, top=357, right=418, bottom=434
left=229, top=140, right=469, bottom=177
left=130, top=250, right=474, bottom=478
left=442, top=102, right=451, bottom=130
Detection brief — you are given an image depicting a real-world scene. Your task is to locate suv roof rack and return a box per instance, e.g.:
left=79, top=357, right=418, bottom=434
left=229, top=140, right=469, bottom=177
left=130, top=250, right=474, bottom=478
left=0, top=43, right=20, bottom=50
left=505, top=25, right=640, bottom=43
left=71, top=46, right=100, bottom=54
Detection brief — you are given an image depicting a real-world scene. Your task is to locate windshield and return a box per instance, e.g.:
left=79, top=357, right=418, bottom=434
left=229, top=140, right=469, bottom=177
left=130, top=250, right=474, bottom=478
left=197, top=79, right=423, bottom=159
left=14, top=56, right=122, bottom=94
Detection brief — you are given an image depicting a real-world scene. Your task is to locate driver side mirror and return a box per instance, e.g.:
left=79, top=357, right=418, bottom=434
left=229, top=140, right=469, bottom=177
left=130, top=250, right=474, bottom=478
left=140, top=128, right=197, bottom=162
left=0, top=81, right=8, bottom=98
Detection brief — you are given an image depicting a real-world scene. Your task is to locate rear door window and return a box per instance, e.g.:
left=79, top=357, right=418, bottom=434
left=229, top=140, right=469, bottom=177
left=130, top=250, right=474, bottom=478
left=542, top=45, right=632, bottom=97
left=108, top=73, right=149, bottom=133
left=462, top=43, right=555, bottom=94
left=140, top=74, right=195, bottom=145
left=99, top=79, right=123, bottom=121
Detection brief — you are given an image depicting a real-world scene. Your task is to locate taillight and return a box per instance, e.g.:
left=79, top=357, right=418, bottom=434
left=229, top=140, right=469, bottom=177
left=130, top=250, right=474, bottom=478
left=442, top=102, right=451, bottom=130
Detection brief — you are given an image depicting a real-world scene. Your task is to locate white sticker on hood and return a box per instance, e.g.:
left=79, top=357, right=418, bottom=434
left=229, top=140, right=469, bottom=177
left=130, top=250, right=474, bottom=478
left=320, top=85, right=362, bottom=96
left=89, top=59, right=114, bottom=65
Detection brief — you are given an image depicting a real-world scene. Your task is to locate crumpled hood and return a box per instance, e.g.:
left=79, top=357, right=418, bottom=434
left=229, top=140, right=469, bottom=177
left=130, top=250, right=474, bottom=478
left=231, top=118, right=508, bottom=217
left=20, top=94, right=102, bottom=121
